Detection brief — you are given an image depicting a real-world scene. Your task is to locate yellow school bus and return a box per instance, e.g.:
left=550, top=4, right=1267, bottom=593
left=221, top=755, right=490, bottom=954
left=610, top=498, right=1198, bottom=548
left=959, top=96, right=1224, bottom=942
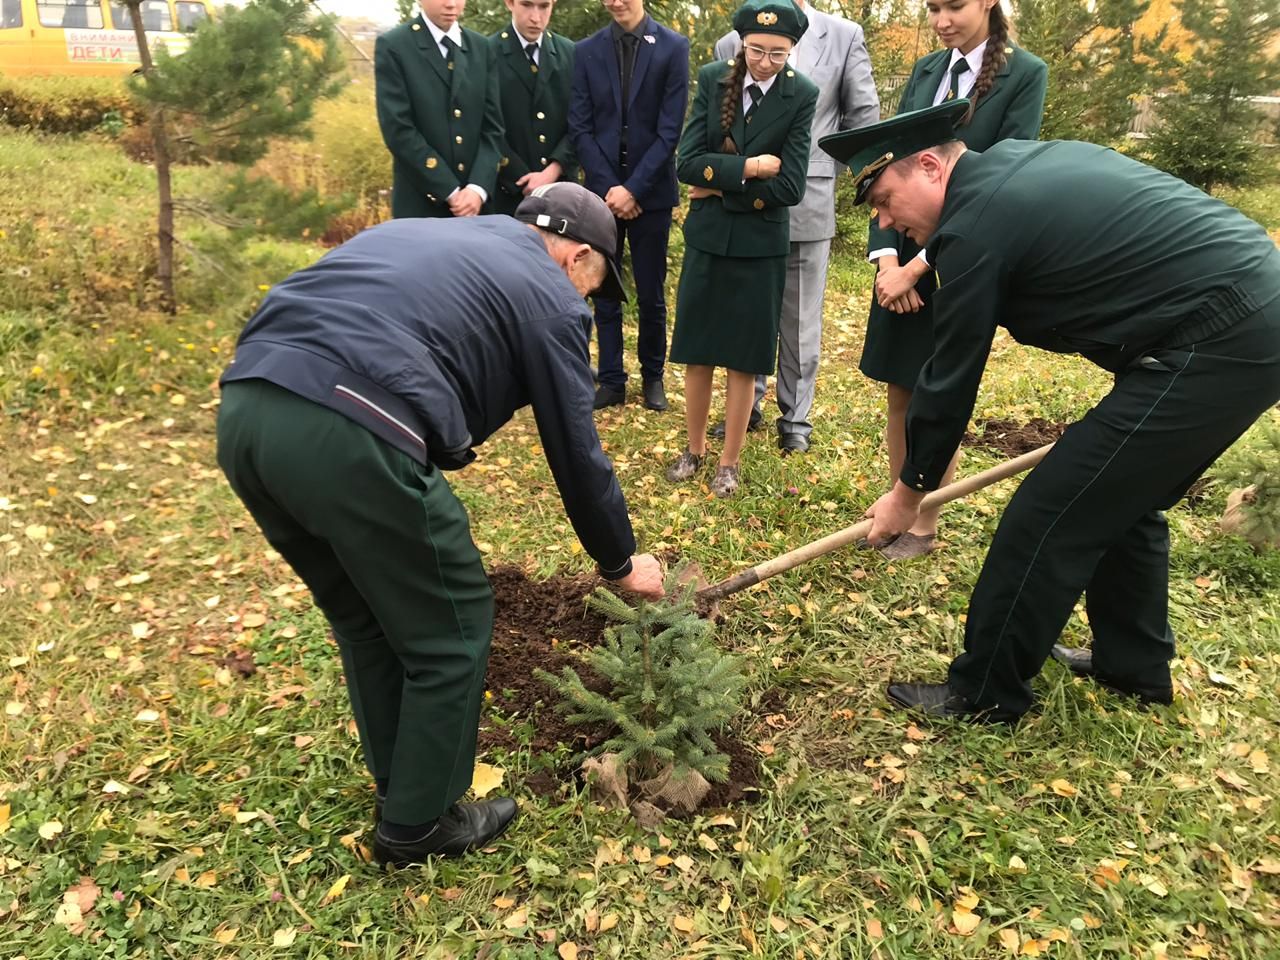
left=0, top=0, right=213, bottom=77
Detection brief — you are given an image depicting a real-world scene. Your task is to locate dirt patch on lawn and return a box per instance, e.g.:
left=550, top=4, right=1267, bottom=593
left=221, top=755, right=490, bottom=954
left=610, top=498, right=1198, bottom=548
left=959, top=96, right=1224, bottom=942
left=963, top=417, right=1068, bottom=458
left=479, top=565, right=762, bottom=806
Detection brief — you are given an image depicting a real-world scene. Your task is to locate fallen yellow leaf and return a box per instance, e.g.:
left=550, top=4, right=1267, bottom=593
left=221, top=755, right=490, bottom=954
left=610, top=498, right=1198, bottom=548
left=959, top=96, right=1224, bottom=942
left=38, top=820, right=63, bottom=840
left=471, top=762, right=505, bottom=798
left=272, top=927, right=297, bottom=948
left=1050, top=778, right=1077, bottom=798
left=321, top=874, right=351, bottom=904
left=194, top=870, right=218, bottom=888
left=673, top=915, right=695, bottom=933
left=1020, top=939, right=1046, bottom=957
left=769, top=916, right=787, bottom=933
left=503, top=906, right=528, bottom=929
left=955, top=891, right=980, bottom=911
left=598, top=912, right=619, bottom=933
left=213, top=925, right=238, bottom=945
left=558, top=943, right=579, bottom=960
left=867, top=917, right=884, bottom=939
left=952, top=909, right=981, bottom=936
left=998, top=929, right=1021, bottom=952
left=1008, top=855, right=1028, bottom=873
left=0, top=803, right=9, bottom=834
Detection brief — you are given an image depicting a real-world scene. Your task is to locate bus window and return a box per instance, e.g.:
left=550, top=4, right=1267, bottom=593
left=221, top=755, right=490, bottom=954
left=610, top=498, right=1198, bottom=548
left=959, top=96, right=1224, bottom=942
left=176, top=2, right=206, bottom=31
left=1, top=0, right=22, bottom=28
left=109, top=1, right=172, bottom=31
left=38, top=0, right=106, bottom=28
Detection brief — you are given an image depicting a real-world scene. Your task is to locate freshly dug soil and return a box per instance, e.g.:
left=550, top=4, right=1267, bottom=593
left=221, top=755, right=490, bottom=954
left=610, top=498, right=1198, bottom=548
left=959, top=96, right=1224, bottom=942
left=964, top=417, right=1068, bottom=457
left=480, top=565, right=762, bottom=805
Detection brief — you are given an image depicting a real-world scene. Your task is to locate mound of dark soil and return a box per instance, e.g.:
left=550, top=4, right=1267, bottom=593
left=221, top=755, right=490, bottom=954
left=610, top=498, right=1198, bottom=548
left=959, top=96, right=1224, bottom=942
left=480, top=565, right=761, bottom=806
left=963, top=417, right=1068, bottom=457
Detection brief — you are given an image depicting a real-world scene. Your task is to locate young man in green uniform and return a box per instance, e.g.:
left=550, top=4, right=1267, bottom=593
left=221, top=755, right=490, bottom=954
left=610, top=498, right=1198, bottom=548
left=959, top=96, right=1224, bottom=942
left=216, top=184, right=664, bottom=864
left=822, top=102, right=1280, bottom=723
left=489, top=0, right=577, bottom=215
left=375, top=0, right=505, bottom=219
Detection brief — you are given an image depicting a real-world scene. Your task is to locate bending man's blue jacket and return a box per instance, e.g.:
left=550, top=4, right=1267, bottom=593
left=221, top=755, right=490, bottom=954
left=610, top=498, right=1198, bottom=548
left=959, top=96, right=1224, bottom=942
left=220, top=216, right=636, bottom=577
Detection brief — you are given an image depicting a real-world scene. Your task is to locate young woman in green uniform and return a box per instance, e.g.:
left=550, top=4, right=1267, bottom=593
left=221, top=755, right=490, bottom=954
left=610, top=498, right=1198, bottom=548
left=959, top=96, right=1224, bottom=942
left=665, top=0, right=819, bottom=497
left=862, top=0, right=1046, bottom=555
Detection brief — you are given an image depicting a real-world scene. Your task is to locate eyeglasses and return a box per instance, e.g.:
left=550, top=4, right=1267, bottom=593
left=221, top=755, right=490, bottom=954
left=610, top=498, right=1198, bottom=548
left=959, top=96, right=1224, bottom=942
left=743, top=44, right=789, bottom=65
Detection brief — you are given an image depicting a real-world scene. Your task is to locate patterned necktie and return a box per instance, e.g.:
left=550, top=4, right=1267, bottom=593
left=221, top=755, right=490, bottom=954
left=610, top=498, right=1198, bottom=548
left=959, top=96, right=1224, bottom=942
left=525, top=42, right=538, bottom=69
left=945, top=59, right=969, bottom=101
left=745, top=83, right=763, bottom=123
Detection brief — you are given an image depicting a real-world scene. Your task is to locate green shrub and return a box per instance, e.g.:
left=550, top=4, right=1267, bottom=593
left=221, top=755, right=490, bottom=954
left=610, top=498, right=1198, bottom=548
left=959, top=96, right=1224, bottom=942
left=0, top=75, right=143, bottom=135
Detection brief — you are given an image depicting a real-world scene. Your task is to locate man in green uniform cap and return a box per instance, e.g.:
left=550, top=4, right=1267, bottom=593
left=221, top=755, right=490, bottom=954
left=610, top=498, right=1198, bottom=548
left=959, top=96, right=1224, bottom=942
left=821, top=102, right=1280, bottom=722
left=489, top=0, right=577, bottom=215
left=375, top=0, right=505, bottom=219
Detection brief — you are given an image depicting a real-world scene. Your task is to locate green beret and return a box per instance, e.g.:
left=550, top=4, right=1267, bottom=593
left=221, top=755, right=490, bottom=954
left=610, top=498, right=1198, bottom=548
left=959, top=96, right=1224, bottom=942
left=819, top=100, right=970, bottom=204
left=733, top=0, right=808, bottom=43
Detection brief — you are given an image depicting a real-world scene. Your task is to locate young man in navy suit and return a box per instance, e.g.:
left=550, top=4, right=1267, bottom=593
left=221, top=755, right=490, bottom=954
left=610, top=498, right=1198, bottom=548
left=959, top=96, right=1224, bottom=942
left=569, top=0, right=689, bottom=412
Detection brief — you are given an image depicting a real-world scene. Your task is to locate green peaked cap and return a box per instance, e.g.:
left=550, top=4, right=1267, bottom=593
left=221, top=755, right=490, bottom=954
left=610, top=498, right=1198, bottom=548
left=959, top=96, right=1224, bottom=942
left=818, top=100, right=970, bottom=204
left=732, top=0, right=808, bottom=43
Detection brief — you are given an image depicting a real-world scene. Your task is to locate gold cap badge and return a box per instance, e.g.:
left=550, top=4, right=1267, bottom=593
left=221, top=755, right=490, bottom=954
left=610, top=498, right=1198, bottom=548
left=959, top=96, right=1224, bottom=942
left=756, top=10, right=778, bottom=25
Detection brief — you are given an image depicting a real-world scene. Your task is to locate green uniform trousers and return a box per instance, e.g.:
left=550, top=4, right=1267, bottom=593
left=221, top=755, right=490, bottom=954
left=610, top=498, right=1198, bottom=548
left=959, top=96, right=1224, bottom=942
left=949, top=302, right=1280, bottom=717
left=216, top=380, right=493, bottom=824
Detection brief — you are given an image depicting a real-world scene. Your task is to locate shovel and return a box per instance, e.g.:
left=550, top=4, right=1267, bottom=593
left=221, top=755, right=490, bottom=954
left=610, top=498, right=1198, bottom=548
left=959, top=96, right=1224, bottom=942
left=689, top=442, right=1055, bottom=609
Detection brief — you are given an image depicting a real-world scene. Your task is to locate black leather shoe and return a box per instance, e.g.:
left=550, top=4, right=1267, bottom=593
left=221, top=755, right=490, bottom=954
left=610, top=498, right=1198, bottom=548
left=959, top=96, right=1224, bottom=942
left=709, top=408, right=764, bottom=439
left=1050, top=645, right=1173, bottom=705
left=374, top=788, right=386, bottom=823
left=886, top=681, right=1019, bottom=724
left=642, top=379, right=668, bottom=411
left=778, top=433, right=809, bottom=456
left=593, top=384, right=625, bottom=410
left=373, top=798, right=518, bottom=864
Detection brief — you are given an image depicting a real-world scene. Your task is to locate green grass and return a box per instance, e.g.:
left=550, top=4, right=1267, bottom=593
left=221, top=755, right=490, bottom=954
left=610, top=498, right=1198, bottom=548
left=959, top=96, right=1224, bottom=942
left=2, top=122, right=1279, bottom=960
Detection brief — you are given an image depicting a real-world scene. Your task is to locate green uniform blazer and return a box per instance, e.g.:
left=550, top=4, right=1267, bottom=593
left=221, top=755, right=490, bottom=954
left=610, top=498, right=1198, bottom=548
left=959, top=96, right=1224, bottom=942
left=867, top=43, right=1047, bottom=256
left=903, top=139, right=1280, bottom=491
left=677, top=59, right=819, bottom=259
left=488, top=27, right=577, bottom=215
left=374, top=16, right=505, bottom=219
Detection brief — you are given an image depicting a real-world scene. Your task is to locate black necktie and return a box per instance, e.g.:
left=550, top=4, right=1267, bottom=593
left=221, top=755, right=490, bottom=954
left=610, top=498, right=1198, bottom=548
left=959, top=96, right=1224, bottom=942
left=945, top=59, right=968, bottom=101
left=745, top=83, right=763, bottom=122
left=620, top=33, right=639, bottom=108
left=525, top=42, right=538, bottom=68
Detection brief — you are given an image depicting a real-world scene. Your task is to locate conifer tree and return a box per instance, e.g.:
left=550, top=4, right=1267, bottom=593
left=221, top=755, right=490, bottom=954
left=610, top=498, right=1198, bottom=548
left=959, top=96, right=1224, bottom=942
left=123, top=0, right=345, bottom=311
left=537, top=573, right=746, bottom=785
left=1143, top=0, right=1280, bottom=190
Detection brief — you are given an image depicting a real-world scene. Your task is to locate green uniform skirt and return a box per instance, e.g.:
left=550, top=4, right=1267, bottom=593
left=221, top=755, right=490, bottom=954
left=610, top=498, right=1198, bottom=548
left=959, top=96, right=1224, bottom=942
left=859, top=243, right=940, bottom=390
left=670, top=246, right=786, bottom=376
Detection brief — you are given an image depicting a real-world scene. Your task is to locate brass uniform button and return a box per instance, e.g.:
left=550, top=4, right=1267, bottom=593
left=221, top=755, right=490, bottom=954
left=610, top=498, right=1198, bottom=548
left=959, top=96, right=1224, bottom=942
left=786, top=70, right=795, bottom=77
left=453, top=108, right=462, bottom=118
left=753, top=198, right=764, bottom=210
left=426, top=157, right=438, bottom=169
left=531, top=65, right=538, bottom=73
left=538, top=134, right=546, bottom=142
left=455, top=135, right=463, bottom=144
left=448, top=61, right=454, bottom=70
left=540, top=156, right=547, bottom=164
left=500, top=156, right=510, bottom=168
left=457, top=163, right=465, bottom=172
left=703, top=165, right=713, bottom=181
left=501, top=31, right=508, bottom=38
left=726, top=58, right=734, bottom=66
left=411, top=22, right=420, bottom=30
left=536, top=111, right=545, bottom=120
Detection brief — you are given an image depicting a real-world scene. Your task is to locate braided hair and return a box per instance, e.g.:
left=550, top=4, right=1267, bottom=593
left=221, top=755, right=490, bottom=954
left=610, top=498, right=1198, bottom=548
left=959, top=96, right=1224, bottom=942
left=960, top=3, right=1010, bottom=125
left=718, top=54, right=748, bottom=153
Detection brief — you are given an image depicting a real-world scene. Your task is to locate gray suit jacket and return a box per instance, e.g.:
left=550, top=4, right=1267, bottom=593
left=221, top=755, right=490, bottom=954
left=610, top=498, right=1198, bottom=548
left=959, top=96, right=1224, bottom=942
left=715, top=5, right=878, bottom=241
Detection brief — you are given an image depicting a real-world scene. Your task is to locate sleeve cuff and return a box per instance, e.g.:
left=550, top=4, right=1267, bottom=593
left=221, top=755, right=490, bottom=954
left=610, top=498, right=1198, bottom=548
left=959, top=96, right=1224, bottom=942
left=868, top=247, right=897, bottom=263
left=597, top=557, right=633, bottom=581
left=465, top=184, right=489, bottom=203
left=899, top=460, right=937, bottom=493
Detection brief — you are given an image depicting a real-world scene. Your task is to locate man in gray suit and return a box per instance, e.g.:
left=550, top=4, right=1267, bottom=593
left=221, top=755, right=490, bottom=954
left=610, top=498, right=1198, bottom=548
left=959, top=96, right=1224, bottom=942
left=713, top=0, right=878, bottom=453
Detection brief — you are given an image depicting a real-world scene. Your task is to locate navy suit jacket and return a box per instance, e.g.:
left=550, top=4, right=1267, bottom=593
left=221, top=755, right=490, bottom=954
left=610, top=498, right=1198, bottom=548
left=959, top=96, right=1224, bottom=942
left=568, top=16, right=689, bottom=211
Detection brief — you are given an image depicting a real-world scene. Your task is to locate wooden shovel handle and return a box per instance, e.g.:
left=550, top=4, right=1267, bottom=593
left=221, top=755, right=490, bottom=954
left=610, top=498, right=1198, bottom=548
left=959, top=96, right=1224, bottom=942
left=696, top=442, right=1055, bottom=604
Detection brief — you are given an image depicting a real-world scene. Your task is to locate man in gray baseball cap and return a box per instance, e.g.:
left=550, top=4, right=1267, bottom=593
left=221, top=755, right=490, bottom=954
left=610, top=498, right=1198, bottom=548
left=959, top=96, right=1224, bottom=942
left=217, top=182, right=663, bottom=865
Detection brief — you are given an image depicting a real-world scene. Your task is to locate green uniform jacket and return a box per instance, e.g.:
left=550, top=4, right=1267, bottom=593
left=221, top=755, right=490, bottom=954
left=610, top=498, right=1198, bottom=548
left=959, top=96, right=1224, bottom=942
left=676, top=59, right=819, bottom=259
left=375, top=16, right=505, bottom=219
left=903, top=139, right=1280, bottom=492
left=488, top=27, right=577, bottom=216
left=867, top=43, right=1047, bottom=257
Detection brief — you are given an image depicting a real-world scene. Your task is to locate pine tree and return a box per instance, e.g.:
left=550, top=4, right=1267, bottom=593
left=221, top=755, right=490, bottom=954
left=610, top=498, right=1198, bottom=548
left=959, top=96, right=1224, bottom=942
left=123, top=0, right=345, bottom=311
left=1015, top=0, right=1169, bottom=143
left=1143, top=0, right=1280, bottom=190
left=1215, top=416, right=1280, bottom=551
left=537, top=572, right=746, bottom=784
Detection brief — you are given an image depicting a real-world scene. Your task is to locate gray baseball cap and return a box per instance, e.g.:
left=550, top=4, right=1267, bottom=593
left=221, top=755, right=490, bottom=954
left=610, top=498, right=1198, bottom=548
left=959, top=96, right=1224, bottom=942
left=515, top=182, right=627, bottom=302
